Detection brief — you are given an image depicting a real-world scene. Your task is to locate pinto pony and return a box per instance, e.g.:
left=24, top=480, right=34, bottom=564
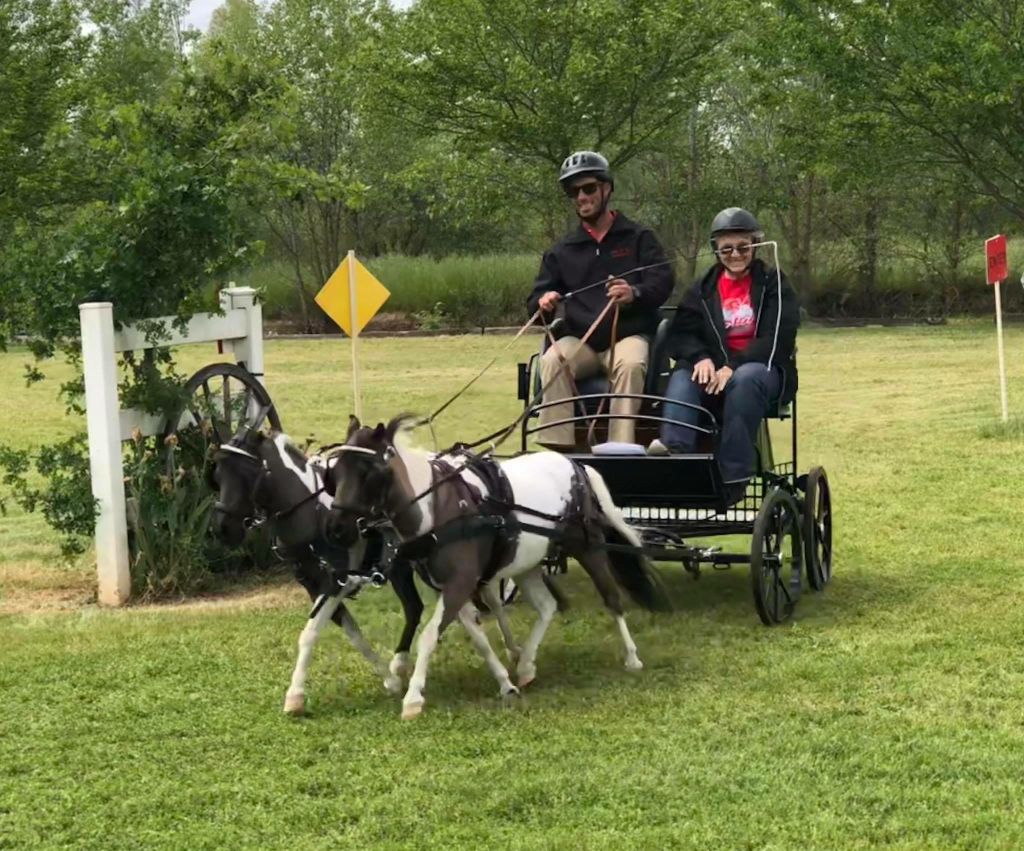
left=326, top=415, right=671, bottom=719
left=208, top=429, right=423, bottom=715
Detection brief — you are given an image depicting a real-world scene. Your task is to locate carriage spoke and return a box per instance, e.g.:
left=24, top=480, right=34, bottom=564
left=241, top=385, right=253, bottom=430
left=223, top=375, right=232, bottom=436
left=199, top=380, right=223, bottom=443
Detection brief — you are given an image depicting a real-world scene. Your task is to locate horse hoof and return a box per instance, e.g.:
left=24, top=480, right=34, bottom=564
left=625, top=657, right=644, bottom=673
left=383, top=675, right=404, bottom=696
left=401, top=701, right=424, bottom=720
left=517, top=672, right=536, bottom=689
left=390, top=654, right=411, bottom=680
left=283, top=692, right=306, bottom=716
left=502, top=685, right=522, bottom=702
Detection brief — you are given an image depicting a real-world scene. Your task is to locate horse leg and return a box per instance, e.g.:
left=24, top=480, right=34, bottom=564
left=388, top=559, right=423, bottom=688
left=574, top=548, right=644, bottom=672
left=401, top=595, right=445, bottom=719
left=511, top=567, right=558, bottom=688
left=284, top=592, right=344, bottom=715
left=479, top=582, right=522, bottom=668
left=457, top=602, right=520, bottom=700
left=401, top=546, right=482, bottom=719
left=334, top=604, right=403, bottom=696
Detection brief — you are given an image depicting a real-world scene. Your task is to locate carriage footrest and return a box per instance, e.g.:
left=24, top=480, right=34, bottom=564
left=566, top=452, right=727, bottom=509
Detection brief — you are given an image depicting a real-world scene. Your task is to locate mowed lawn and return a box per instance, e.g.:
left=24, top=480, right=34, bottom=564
left=2, top=323, right=1024, bottom=850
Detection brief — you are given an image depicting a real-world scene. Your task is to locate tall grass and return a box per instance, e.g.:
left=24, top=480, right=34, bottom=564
left=240, top=238, right=1024, bottom=328
left=243, top=254, right=540, bottom=330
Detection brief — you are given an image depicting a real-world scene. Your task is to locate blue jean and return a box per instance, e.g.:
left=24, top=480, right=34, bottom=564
left=661, top=362, right=783, bottom=482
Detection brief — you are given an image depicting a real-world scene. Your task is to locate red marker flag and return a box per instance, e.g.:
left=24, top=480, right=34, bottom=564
left=986, top=234, right=1007, bottom=285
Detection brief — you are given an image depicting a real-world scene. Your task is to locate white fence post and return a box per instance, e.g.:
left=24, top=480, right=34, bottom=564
left=80, top=288, right=264, bottom=605
left=219, top=287, right=265, bottom=385
left=80, top=302, right=131, bottom=606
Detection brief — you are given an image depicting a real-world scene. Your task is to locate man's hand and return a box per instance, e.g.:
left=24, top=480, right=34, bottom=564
left=691, top=358, right=716, bottom=385
left=538, top=291, right=562, bottom=312
left=706, top=365, right=733, bottom=395
left=606, top=277, right=635, bottom=304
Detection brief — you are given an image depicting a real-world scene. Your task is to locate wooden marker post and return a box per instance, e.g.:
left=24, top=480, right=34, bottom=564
left=314, top=252, right=391, bottom=420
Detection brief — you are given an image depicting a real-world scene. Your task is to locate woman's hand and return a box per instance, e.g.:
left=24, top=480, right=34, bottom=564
left=706, top=365, right=734, bottom=395
left=691, top=358, right=716, bottom=385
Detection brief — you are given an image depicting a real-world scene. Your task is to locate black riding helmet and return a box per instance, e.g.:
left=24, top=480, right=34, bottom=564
left=558, top=150, right=614, bottom=191
left=709, top=207, right=764, bottom=270
left=709, top=207, right=763, bottom=246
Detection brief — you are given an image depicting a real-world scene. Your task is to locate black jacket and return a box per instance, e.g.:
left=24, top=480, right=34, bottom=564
left=526, top=213, right=674, bottom=352
left=667, top=259, right=800, bottom=404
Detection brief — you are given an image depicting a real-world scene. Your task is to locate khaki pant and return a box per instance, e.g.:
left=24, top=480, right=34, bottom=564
left=538, top=334, right=649, bottom=445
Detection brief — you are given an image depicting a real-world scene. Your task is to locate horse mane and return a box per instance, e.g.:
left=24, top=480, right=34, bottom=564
left=387, top=413, right=422, bottom=453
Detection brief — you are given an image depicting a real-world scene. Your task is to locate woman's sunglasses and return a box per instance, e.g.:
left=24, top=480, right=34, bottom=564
left=565, top=181, right=601, bottom=198
left=717, top=244, right=752, bottom=257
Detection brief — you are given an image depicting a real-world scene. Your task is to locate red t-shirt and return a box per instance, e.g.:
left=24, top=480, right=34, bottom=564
left=718, top=270, right=755, bottom=353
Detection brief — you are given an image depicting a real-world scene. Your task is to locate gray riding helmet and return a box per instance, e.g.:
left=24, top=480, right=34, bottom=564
left=709, top=207, right=764, bottom=247
left=559, top=150, right=614, bottom=189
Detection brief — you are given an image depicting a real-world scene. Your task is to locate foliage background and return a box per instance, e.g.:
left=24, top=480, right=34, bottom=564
left=3, top=0, right=1024, bottom=340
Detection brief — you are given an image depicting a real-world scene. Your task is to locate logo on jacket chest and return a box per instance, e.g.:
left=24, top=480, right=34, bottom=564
left=610, top=247, right=633, bottom=259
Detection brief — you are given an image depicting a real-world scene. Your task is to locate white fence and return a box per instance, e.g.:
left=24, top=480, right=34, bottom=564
left=80, top=287, right=264, bottom=605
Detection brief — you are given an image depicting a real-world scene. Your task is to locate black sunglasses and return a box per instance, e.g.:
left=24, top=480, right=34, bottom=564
left=717, top=244, right=752, bottom=257
left=565, top=181, right=601, bottom=198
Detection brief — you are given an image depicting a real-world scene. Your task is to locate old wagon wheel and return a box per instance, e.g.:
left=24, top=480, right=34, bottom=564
left=750, top=488, right=803, bottom=625
left=164, top=362, right=281, bottom=443
left=803, top=467, right=833, bottom=591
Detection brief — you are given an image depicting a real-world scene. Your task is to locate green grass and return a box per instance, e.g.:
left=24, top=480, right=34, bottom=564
left=3, top=323, right=1024, bottom=849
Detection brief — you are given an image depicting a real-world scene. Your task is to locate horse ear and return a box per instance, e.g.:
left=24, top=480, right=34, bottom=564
left=372, top=422, right=387, bottom=442
left=347, top=415, right=361, bottom=439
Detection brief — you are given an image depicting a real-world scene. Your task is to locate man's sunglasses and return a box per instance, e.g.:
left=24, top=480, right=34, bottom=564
left=565, top=181, right=602, bottom=198
left=717, top=244, right=753, bottom=257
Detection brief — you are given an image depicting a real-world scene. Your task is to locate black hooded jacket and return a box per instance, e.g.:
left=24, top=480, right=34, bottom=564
left=667, top=258, right=800, bottom=404
left=526, top=213, right=674, bottom=352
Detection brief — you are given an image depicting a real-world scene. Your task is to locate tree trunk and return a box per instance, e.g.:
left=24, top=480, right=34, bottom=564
left=858, top=194, right=880, bottom=297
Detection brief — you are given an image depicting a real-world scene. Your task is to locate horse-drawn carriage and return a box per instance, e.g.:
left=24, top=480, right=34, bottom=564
left=180, top=313, right=832, bottom=718
left=515, top=310, right=833, bottom=625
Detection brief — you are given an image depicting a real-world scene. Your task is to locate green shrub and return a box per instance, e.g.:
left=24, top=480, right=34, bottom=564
left=124, top=427, right=275, bottom=600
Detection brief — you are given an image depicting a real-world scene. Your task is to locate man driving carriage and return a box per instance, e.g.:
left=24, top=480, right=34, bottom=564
left=649, top=207, right=800, bottom=503
left=527, top=150, right=674, bottom=449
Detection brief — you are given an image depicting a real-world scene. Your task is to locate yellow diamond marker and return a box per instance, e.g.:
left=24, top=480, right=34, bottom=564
left=315, top=254, right=390, bottom=337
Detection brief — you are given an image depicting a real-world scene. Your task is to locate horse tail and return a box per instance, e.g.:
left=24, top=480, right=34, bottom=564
left=582, top=464, right=673, bottom=613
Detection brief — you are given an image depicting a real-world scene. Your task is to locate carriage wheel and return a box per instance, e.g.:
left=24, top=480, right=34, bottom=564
left=164, top=363, right=281, bottom=443
left=804, top=467, right=833, bottom=591
left=750, top=488, right=803, bottom=625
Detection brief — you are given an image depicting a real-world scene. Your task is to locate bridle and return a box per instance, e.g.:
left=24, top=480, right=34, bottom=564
left=329, top=441, right=489, bottom=538
left=329, top=444, right=397, bottom=532
left=211, top=440, right=326, bottom=530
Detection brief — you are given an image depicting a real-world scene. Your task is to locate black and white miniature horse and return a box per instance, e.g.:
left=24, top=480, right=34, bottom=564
left=209, top=429, right=424, bottom=715
left=327, top=416, right=670, bottom=720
